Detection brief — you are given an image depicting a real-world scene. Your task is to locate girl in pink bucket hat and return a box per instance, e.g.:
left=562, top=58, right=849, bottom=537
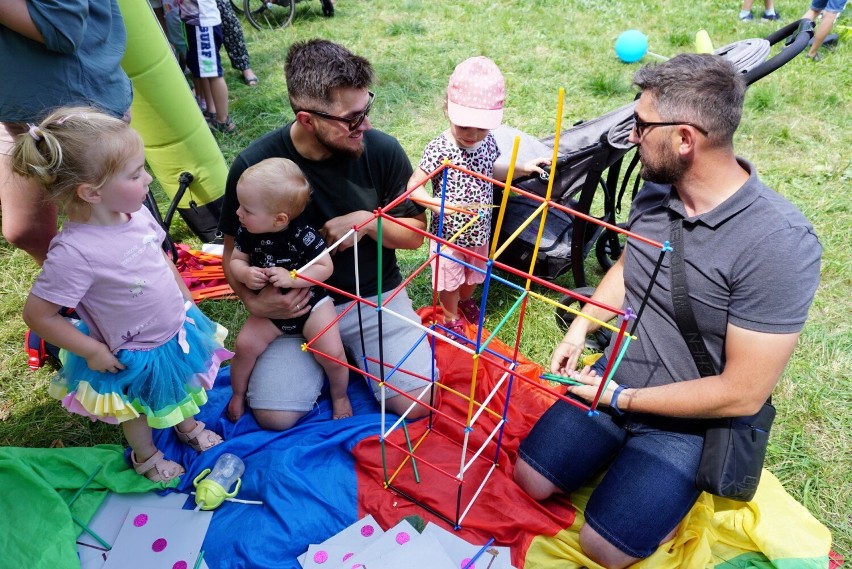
left=408, top=56, right=547, bottom=336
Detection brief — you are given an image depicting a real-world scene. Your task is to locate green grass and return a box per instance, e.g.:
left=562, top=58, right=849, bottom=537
left=1, top=0, right=850, bottom=559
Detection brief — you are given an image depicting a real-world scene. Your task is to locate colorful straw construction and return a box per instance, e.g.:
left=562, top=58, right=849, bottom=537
left=211, top=87, right=668, bottom=529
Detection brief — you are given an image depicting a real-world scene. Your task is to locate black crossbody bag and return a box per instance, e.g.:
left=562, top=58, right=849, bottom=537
left=670, top=219, right=775, bottom=502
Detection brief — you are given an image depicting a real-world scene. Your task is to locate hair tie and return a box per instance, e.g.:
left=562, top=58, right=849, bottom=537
left=27, top=124, right=42, bottom=141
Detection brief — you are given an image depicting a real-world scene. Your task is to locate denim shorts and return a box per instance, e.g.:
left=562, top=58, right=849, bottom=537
left=517, top=357, right=705, bottom=558
left=811, top=0, right=847, bottom=12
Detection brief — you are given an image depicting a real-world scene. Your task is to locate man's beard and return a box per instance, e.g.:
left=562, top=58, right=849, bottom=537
left=315, top=126, right=364, bottom=160
left=638, top=141, right=687, bottom=185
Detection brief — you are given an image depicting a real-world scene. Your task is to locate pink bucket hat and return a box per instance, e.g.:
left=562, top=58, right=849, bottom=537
left=447, top=56, right=505, bottom=130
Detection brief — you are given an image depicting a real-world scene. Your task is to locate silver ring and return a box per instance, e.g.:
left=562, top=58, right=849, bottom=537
left=296, top=304, right=300, bottom=310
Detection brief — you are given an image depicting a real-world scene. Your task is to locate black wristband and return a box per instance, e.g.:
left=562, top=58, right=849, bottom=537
left=610, top=385, right=627, bottom=415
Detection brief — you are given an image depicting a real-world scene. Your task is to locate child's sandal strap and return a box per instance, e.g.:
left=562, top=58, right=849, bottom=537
left=175, top=420, right=223, bottom=452
left=131, top=450, right=184, bottom=482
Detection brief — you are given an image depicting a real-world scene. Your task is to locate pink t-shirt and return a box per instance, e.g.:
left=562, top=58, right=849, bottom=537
left=31, top=208, right=185, bottom=352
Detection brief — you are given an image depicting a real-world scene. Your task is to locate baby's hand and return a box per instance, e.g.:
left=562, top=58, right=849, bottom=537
left=266, top=267, right=296, bottom=288
left=244, top=267, right=269, bottom=290
left=84, top=343, right=125, bottom=373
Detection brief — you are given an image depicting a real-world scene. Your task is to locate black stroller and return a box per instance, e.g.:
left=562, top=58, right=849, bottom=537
left=491, top=20, right=813, bottom=297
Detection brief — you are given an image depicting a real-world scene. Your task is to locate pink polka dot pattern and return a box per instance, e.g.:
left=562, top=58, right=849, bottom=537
left=133, top=514, right=148, bottom=527
left=446, top=56, right=505, bottom=130
left=461, top=558, right=474, bottom=569
left=360, top=524, right=375, bottom=537
left=395, top=531, right=410, bottom=545
left=342, top=552, right=353, bottom=561
left=152, top=538, right=167, bottom=552
left=313, top=550, right=328, bottom=564
left=173, top=562, right=188, bottom=569
left=447, top=57, right=505, bottom=111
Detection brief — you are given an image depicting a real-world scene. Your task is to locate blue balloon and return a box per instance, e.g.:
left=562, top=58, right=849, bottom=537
left=615, top=30, right=649, bottom=63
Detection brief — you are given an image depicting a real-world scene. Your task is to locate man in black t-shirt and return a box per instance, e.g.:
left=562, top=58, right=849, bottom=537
left=219, top=39, right=433, bottom=430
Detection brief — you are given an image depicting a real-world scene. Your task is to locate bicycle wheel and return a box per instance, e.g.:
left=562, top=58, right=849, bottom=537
left=554, top=287, right=612, bottom=352
left=230, top=0, right=243, bottom=14
left=243, top=0, right=295, bottom=30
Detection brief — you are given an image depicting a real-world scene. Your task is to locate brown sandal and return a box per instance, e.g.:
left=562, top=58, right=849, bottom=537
left=175, top=420, right=223, bottom=452
left=211, top=115, right=236, bottom=134
left=131, top=450, right=185, bottom=482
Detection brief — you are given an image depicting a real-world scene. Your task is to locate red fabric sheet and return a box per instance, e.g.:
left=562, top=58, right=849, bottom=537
left=354, top=307, right=576, bottom=568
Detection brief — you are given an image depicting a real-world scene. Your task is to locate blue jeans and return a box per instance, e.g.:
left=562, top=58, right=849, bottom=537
left=518, top=357, right=705, bottom=558
left=811, top=0, right=847, bottom=12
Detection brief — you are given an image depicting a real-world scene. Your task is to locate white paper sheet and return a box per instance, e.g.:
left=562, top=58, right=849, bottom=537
left=300, top=514, right=385, bottom=568
left=101, top=506, right=211, bottom=569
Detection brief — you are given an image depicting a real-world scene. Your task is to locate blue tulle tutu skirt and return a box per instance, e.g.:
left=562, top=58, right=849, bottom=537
left=49, top=302, right=233, bottom=429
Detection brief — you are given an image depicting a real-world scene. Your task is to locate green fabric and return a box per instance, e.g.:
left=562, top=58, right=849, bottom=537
left=0, top=445, right=177, bottom=568
left=716, top=552, right=830, bottom=569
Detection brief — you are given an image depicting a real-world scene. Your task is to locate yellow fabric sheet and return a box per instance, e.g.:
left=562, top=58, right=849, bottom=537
left=525, top=470, right=832, bottom=568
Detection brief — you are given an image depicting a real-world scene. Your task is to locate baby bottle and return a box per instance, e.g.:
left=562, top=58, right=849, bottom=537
left=193, top=453, right=245, bottom=510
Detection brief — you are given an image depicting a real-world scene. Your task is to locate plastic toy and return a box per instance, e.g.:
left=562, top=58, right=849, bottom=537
left=615, top=29, right=649, bottom=62
left=695, top=29, right=715, bottom=53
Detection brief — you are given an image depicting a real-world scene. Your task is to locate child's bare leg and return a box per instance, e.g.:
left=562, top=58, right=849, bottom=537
left=201, top=78, right=216, bottom=114
left=439, top=287, right=461, bottom=321
left=122, top=416, right=184, bottom=481
left=304, top=301, right=352, bottom=420
left=228, top=316, right=282, bottom=421
left=458, top=282, right=477, bottom=303
left=209, top=76, right=230, bottom=123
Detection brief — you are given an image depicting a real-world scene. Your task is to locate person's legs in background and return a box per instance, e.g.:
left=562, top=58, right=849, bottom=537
left=216, top=0, right=258, bottom=86
left=804, top=0, right=846, bottom=59
left=740, top=0, right=779, bottom=20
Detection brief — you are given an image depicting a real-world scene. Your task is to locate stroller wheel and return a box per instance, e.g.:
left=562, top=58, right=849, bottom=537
left=554, top=287, right=612, bottom=352
left=595, top=224, right=626, bottom=271
left=243, top=0, right=295, bottom=29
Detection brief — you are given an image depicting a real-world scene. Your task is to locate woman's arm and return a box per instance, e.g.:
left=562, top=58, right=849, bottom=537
left=0, top=0, right=44, bottom=43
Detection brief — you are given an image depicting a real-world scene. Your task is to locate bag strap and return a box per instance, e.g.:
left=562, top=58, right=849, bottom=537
left=669, top=218, right=718, bottom=377
left=670, top=220, right=772, bottom=406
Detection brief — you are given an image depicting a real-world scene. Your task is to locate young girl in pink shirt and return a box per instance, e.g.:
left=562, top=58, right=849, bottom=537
left=12, top=107, right=232, bottom=483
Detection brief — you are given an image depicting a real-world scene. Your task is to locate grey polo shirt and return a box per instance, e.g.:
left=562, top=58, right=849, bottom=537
left=608, top=159, right=821, bottom=389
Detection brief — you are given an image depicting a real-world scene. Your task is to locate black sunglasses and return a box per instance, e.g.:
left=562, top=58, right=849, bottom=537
left=300, top=92, right=375, bottom=132
left=632, top=112, right=708, bottom=139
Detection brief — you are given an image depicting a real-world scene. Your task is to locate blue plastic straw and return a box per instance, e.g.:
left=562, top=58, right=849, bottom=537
left=462, top=538, right=495, bottom=569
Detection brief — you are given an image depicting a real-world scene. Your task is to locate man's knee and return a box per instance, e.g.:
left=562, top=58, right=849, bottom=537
left=579, top=524, right=639, bottom=569
left=384, top=389, right=432, bottom=419
left=513, top=458, right=559, bottom=501
left=252, top=409, right=305, bottom=431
